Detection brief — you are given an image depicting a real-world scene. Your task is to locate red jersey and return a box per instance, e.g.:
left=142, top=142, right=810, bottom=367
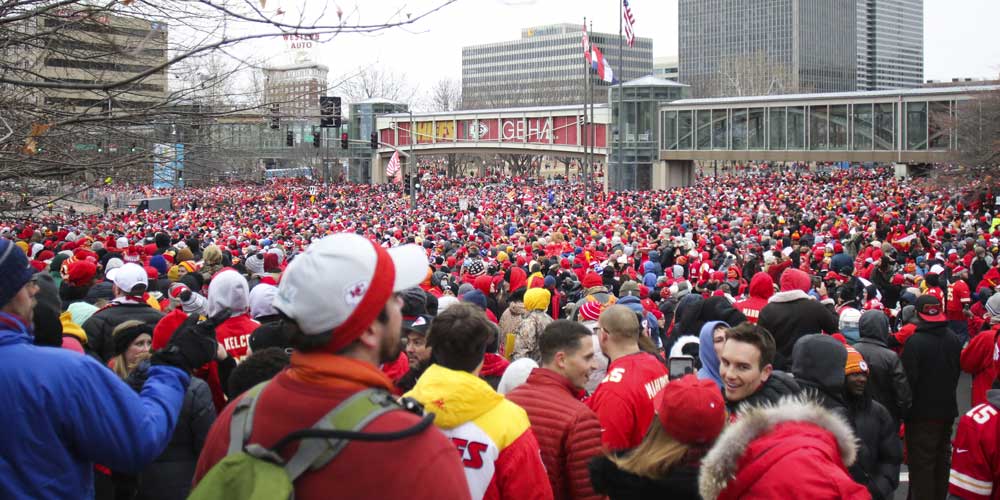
left=949, top=391, right=1000, bottom=500
left=948, top=280, right=972, bottom=321
left=215, top=314, right=260, bottom=362
left=586, top=351, right=669, bottom=451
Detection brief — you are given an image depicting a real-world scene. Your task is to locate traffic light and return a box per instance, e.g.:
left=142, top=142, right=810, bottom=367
left=340, top=132, right=348, bottom=149
left=286, top=131, right=294, bottom=147
left=370, top=132, right=378, bottom=149
left=404, top=174, right=411, bottom=196
left=320, top=97, right=341, bottom=128
left=97, top=141, right=104, bottom=153
left=312, top=130, right=321, bottom=148
left=270, top=103, right=280, bottom=130
left=130, top=142, right=137, bottom=153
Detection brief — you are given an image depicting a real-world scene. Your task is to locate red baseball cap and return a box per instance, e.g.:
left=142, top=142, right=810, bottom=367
left=654, top=374, right=726, bottom=445
left=915, top=295, right=946, bottom=322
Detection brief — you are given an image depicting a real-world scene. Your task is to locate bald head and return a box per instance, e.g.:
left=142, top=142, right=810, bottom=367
left=597, top=304, right=640, bottom=340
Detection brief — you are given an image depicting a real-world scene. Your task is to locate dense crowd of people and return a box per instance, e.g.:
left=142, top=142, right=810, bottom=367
left=1, top=167, right=999, bottom=499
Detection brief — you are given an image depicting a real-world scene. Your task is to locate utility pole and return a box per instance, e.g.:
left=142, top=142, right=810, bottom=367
left=409, top=111, right=416, bottom=210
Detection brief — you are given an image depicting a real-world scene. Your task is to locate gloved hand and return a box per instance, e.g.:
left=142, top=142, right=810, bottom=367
left=151, top=308, right=230, bottom=371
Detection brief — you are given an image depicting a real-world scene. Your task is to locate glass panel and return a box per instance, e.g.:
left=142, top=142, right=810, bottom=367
left=810, top=106, right=828, bottom=150
left=874, top=103, right=895, bottom=150
left=712, top=109, right=728, bottom=149
left=678, top=110, right=693, bottom=150
left=663, top=111, right=678, bottom=150
left=748, top=108, right=765, bottom=149
left=638, top=101, right=653, bottom=143
left=906, top=102, right=927, bottom=150
left=928, top=101, right=950, bottom=149
left=696, top=110, right=711, bottom=149
left=768, top=107, right=786, bottom=150
left=829, top=105, right=847, bottom=150
left=852, top=104, right=873, bottom=150
left=731, top=108, right=747, bottom=149
left=787, top=106, right=805, bottom=149
left=624, top=102, right=638, bottom=142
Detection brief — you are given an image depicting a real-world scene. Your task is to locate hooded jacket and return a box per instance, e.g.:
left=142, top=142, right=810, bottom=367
left=589, top=453, right=702, bottom=500
left=513, top=289, right=553, bottom=362
left=207, top=269, right=259, bottom=361
left=962, top=326, right=1000, bottom=407
left=405, top=364, right=554, bottom=500
left=902, top=320, right=963, bottom=421
left=854, top=310, right=911, bottom=423
left=699, top=396, right=868, bottom=500
left=697, top=321, right=727, bottom=390
left=733, top=272, right=774, bottom=325
left=83, top=298, right=165, bottom=363
left=0, top=312, right=189, bottom=499
left=791, top=334, right=850, bottom=419
left=507, top=368, right=603, bottom=500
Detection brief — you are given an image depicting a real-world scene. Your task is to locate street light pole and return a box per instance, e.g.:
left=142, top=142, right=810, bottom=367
left=409, top=111, right=415, bottom=210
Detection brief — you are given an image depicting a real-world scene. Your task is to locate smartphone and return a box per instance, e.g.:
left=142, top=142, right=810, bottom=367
left=668, top=356, right=696, bottom=380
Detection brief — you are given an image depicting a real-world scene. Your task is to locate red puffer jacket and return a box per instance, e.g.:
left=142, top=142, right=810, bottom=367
left=699, top=397, right=870, bottom=500
left=507, top=368, right=603, bottom=500
left=962, top=326, right=1000, bottom=407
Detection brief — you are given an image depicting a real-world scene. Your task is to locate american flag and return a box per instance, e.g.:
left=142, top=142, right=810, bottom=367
left=623, top=0, right=636, bottom=47
left=385, top=150, right=401, bottom=181
left=582, top=24, right=591, bottom=64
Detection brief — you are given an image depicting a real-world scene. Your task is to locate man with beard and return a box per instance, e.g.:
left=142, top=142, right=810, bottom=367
left=398, top=314, right=433, bottom=392
left=194, top=233, right=470, bottom=500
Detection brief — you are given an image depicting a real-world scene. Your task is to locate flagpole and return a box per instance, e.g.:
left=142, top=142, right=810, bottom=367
left=582, top=17, right=589, bottom=199
left=588, top=20, right=595, bottom=199
left=617, top=0, right=625, bottom=193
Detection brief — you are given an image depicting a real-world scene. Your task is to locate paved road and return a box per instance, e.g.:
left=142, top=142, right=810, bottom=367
left=893, top=372, right=973, bottom=500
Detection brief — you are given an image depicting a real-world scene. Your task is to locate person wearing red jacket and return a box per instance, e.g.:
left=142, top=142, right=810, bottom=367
left=205, top=269, right=259, bottom=362
left=698, top=396, right=870, bottom=500
left=194, top=234, right=469, bottom=500
left=588, top=305, right=669, bottom=451
left=732, top=272, right=774, bottom=324
left=948, top=340, right=1000, bottom=500
left=948, top=267, right=974, bottom=344
left=405, top=303, right=553, bottom=500
left=507, top=320, right=603, bottom=500
left=963, top=296, right=1000, bottom=407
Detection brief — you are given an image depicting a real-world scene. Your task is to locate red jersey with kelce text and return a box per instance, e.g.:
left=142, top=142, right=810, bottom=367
left=947, top=280, right=972, bottom=321
left=586, top=351, right=668, bottom=450
left=949, top=390, right=1000, bottom=500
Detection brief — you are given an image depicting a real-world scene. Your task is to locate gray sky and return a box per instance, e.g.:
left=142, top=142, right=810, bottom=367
left=253, top=0, right=1000, bottom=100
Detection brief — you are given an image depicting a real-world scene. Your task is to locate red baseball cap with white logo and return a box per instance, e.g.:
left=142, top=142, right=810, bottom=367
left=273, top=233, right=428, bottom=353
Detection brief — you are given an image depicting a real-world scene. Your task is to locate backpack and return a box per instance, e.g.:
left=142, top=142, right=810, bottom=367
left=189, top=382, right=434, bottom=500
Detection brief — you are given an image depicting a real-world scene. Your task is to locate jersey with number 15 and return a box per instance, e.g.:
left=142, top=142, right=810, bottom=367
left=949, top=391, right=1000, bottom=500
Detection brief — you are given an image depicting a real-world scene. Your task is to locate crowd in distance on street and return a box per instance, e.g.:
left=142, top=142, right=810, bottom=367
left=1, top=166, right=999, bottom=500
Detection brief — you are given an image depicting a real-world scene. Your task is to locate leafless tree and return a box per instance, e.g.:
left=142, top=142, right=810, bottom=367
left=936, top=87, right=1000, bottom=189
left=695, top=51, right=794, bottom=98
left=338, top=65, right=418, bottom=105
left=0, top=0, right=456, bottom=208
left=425, top=78, right=461, bottom=112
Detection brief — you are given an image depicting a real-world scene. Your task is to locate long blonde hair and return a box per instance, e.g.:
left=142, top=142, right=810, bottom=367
left=610, top=423, right=690, bottom=479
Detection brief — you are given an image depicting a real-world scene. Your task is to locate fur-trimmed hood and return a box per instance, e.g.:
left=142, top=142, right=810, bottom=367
left=699, top=396, right=860, bottom=499
left=767, top=289, right=812, bottom=304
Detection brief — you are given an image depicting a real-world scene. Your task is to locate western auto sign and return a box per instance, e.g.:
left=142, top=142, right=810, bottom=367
left=284, top=33, right=320, bottom=49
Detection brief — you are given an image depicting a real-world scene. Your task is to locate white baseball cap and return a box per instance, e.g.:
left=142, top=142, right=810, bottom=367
left=273, top=233, right=428, bottom=350
left=112, top=262, right=149, bottom=295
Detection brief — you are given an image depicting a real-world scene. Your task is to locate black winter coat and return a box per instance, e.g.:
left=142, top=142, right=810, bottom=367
left=589, top=454, right=701, bottom=500
left=726, top=370, right=801, bottom=416
left=758, top=291, right=839, bottom=370
left=128, top=364, right=217, bottom=500
left=82, top=302, right=165, bottom=362
left=902, top=321, right=962, bottom=421
left=854, top=310, right=911, bottom=424
left=846, top=395, right=903, bottom=500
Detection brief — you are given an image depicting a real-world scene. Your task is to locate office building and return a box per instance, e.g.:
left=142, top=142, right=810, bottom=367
left=461, top=23, right=653, bottom=109
left=23, top=9, right=168, bottom=113
left=856, top=0, right=923, bottom=91
left=263, top=62, right=329, bottom=121
left=679, top=0, right=857, bottom=98
left=654, top=56, right=679, bottom=81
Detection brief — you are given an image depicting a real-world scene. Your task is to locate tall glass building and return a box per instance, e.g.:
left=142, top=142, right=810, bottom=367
left=679, top=0, right=857, bottom=98
left=856, top=0, right=924, bottom=91
left=348, top=99, right=408, bottom=184
left=461, top=24, right=653, bottom=109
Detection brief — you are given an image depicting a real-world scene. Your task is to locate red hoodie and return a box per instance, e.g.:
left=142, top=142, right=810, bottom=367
left=962, top=326, right=1000, bottom=407
left=734, top=272, right=775, bottom=324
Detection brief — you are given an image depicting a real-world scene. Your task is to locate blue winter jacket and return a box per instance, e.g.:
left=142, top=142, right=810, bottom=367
left=0, top=312, right=189, bottom=499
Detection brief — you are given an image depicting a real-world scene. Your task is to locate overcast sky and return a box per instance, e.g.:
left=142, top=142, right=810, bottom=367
left=250, top=0, right=1000, bottom=100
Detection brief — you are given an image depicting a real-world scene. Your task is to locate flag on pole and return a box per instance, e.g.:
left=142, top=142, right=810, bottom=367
left=623, top=0, right=636, bottom=47
left=385, top=150, right=401, bottom=181
left=591, top=44, right=616, bottom=83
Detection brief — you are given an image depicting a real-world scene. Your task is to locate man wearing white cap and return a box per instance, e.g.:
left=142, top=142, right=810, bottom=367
left=83, top=262, right=165, bottom=362
left=194, top=233, right=470, bottom=499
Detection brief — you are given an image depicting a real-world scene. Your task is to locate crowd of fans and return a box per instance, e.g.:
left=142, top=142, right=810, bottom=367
left=1, top=167, right=999, bottom=499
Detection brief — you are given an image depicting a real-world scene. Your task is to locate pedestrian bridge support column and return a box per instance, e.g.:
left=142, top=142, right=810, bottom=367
left=894, top=163, right=911, bottom=179
left=371, top=153, right=386, bottom=184
left=653, top=160, right=694, bottom=190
